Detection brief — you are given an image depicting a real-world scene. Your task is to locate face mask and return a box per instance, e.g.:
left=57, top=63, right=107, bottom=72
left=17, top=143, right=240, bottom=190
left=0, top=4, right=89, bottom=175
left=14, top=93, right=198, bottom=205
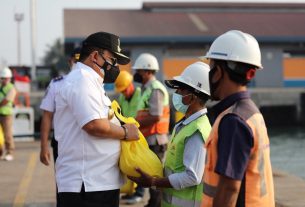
left=209, top=66, right=223, bottom=101
left=94, top=57, right=120, bottom=83
left=172, top=93, right=191, bottom=114
left=133, top=72, right=143, bottom=83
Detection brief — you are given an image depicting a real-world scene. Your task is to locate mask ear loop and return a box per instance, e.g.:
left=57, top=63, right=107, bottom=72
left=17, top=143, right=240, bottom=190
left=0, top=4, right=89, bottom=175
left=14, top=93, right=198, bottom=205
left=93, top=50, right=105, bottom=73
left=94, top=51, right=112, bottom=74
left=99, top=50, right=117, bottom=67
left=190, top=93, right=199, bottom=106
left=93, top=61, right=105, bottom=76
left=181, top=93, right=193, bottom=106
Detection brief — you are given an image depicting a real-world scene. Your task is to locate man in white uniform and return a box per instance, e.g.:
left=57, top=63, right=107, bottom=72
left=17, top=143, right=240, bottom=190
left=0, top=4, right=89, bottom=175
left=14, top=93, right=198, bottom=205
left=40, top=47, right=81, bottom=166
left=40, top=47, right=81, bottom=207
left=53, top=32, right=139, bottom=207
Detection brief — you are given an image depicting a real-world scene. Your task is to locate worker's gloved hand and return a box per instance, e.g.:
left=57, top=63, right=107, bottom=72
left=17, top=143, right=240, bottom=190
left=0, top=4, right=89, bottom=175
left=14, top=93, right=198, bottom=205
left=123, top=123, right=139, bottom=141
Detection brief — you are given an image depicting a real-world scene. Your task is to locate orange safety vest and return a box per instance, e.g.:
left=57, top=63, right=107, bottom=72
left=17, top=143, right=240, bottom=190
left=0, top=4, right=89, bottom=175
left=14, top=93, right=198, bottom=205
left=137, top=107, right=170, bottom=137
left=202, top=99, right=275, bottom=207
left=136, top=79, right=170, bottom=137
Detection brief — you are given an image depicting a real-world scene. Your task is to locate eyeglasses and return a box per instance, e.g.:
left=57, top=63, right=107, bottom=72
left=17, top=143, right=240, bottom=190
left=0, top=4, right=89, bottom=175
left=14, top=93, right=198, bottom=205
left=110, top=57, right=117, bottom=66
left=98, top=51, right=117, bottom=66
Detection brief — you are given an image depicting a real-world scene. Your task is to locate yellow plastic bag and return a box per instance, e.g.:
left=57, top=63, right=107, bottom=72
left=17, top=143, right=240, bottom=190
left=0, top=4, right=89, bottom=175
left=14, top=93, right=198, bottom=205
left=0, top=125, right=4, bottom=148
left=111, top=100, right=163, bottom=178
left=120, top=177, right=137, bottom=195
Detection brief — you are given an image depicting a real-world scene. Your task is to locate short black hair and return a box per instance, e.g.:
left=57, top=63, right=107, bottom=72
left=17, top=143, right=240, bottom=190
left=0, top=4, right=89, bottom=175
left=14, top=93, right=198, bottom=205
left=79, top=45, right=100, bottom=62
left=214, top=59, right=257, bottom=86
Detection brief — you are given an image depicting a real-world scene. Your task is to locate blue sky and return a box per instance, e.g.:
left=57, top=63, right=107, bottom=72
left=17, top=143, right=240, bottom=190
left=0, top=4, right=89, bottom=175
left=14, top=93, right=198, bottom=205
left=1, top=0, right=305, bottom=67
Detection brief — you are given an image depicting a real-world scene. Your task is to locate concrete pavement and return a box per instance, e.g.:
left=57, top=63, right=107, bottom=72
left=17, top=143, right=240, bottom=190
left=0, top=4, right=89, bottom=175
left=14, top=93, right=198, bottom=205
left=1, top=141, right=305, bottom=207
left=0, top=141, right=148, bottom=207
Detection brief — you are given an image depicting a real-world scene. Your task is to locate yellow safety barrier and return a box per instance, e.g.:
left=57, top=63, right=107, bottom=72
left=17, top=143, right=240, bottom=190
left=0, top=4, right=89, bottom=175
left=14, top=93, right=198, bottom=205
left=0, top=125, right=4, bottom=148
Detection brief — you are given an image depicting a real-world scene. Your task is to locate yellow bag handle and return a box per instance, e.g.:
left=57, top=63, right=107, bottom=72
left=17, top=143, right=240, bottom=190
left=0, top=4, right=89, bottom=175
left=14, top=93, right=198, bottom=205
left=111, top=100, right=148, bottom=147
left=112, top=100, right=163, bottom=177
left=111, top=100, right=139, bottom=127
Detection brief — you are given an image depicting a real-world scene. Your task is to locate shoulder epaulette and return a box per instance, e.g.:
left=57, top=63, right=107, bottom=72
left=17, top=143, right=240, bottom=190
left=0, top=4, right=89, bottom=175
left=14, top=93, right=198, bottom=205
left=53, top=75, right=64, bottom=82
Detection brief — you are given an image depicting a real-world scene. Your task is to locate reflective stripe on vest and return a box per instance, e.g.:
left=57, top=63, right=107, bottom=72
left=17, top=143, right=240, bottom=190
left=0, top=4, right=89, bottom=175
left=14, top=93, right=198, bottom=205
left=137, top=79, right=169, bottom=137
left=163, top=115, right=211, bottom=207
left=0, top=83, right=14, bottom=115
left=137, top=107, right=170, bottom=136
left=118, top=87, right=141, bottom=118
left=162, top=192, right=202, bottom=207
left=202, top=181, right=217, bottom=198
left=201, top=99, right=275, bottom=207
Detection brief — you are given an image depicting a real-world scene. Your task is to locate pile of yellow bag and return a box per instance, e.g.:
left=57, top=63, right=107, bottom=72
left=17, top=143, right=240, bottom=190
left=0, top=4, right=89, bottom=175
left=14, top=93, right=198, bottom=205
left=0, top=126, right=4, bottom=151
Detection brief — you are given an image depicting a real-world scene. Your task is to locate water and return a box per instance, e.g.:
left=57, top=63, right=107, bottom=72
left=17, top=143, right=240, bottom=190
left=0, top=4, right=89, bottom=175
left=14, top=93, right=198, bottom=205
left=269, top=127, right=305, bottom=179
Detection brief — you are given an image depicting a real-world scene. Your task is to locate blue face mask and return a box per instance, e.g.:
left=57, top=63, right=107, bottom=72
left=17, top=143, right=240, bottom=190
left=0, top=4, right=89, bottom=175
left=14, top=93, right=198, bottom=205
left=172, top=93, right=191, bottom=114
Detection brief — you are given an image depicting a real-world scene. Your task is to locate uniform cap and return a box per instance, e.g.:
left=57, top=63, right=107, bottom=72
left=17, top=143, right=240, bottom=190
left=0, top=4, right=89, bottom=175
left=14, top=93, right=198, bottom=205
left=82, top=31, right=130, bottom=65
left=70, top=47, right=81, bottom=60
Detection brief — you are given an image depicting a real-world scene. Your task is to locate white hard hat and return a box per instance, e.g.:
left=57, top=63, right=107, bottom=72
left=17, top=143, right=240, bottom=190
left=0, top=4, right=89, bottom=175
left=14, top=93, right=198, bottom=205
left=132, top=53, right=159, bottom=71
left=165, top=62, right=210, bottom=96
left=205, top=30, right=262, bottom=69
left=0, top=67, right=13, bottom=78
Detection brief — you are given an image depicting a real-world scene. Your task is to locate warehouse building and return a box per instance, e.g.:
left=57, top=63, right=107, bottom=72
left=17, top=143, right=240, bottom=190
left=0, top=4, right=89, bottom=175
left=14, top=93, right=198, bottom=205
left=64, top=2, right=305, bottom=88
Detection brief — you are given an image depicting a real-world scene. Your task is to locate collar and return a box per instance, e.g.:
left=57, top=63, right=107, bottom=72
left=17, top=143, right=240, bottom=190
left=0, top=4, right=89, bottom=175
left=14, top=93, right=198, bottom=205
left=76, top=62, right=104, bottom=84
left=212, top=91, right=250, bottom=118
left=181, top=108, right=208, bottom=125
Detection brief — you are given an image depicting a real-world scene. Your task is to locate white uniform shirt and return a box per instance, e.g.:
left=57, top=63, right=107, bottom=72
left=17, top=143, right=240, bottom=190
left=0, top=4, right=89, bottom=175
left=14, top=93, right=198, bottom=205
left=40, top=76, right=65, bottom=113
left=54, top=62, right=123, bottom=193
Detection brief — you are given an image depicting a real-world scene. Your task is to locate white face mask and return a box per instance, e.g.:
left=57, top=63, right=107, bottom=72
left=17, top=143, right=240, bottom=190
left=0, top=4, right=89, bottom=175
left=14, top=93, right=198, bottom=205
left=172, top=93, right=191, bottom=114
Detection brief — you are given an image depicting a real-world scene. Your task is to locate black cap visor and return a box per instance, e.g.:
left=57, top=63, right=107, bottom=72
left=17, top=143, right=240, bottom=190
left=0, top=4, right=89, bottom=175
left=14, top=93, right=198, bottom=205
left=164, top=80, right=183, bottom=89
left=165, top=79, right=198, bottom=94
left=114, top=52, right=130, bottom=65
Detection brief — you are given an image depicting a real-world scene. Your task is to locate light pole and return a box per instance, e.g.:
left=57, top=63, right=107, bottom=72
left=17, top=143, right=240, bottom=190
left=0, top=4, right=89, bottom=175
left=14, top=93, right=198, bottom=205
left=30, top=0, right=37, bottom=81
left=14, top=12, right=24, bottom=66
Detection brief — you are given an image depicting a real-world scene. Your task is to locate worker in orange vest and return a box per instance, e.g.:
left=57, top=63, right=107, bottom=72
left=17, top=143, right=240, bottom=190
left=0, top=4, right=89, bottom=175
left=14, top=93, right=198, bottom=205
left=201, top=30, right=275, bottom=207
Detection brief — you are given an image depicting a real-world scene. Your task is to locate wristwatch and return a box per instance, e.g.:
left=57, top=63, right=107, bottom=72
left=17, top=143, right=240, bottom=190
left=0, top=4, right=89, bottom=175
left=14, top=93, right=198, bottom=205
left=151, top=177, right=157, bottom=190
left=121, top=125, right=128, bottom=140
